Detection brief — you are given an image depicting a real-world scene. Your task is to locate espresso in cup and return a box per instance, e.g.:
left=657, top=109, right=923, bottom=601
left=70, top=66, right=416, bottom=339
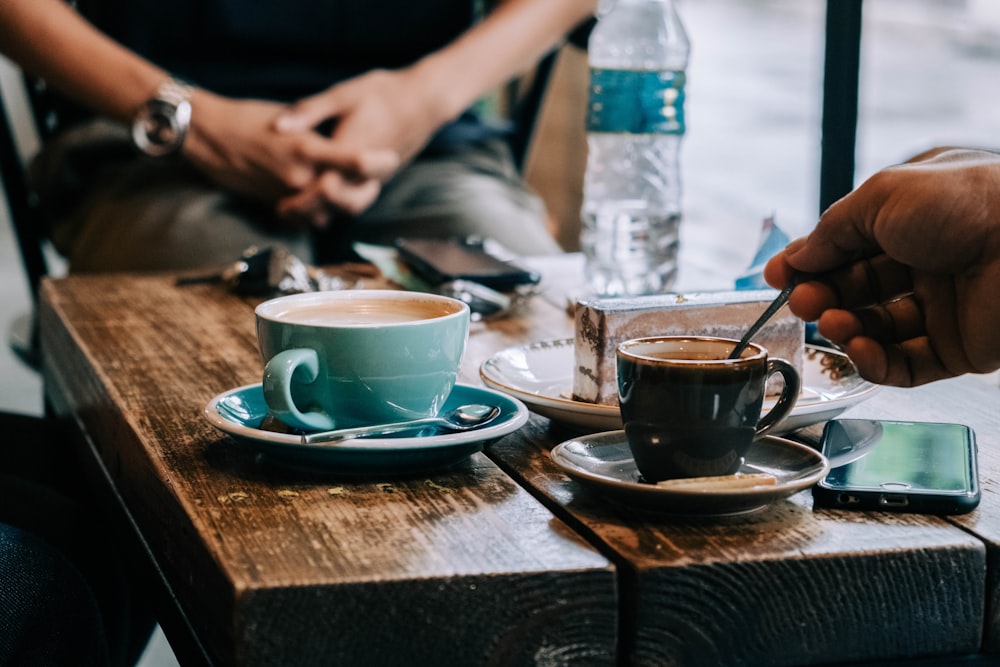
left=256, top=290, right=470, bottom=432
left=617, top=336, right=800, bottom=483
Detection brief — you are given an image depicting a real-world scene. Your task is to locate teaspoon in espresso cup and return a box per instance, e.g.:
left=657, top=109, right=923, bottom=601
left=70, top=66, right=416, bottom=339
left=728, top=282, right=796, bottom=360
left=300, top=403, right=501, bottom=445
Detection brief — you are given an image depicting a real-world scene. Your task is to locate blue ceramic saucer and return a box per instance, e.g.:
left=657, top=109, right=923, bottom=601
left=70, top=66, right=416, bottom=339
left=204, top=383, right=529, bottom=475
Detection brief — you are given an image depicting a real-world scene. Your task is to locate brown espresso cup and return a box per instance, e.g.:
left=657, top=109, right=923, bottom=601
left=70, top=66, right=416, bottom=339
left=616, top=336, right=801, bottom=483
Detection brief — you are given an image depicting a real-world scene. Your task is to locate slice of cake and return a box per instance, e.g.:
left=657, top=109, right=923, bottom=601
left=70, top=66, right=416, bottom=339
left=573, top=290, right=805, bottom=406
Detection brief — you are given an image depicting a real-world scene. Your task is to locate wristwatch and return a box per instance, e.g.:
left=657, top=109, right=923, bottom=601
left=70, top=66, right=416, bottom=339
left=131, top=78, right=193, bottom=157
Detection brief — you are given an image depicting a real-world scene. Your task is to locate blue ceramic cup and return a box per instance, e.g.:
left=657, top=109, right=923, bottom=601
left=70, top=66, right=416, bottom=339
left=257, top=290, right=470, bottom=432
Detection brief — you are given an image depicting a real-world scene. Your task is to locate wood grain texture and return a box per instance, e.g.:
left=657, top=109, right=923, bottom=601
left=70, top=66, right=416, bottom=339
left=471, top=298, right=994, bottom=665
left=40, top=275, right=616, bottom=666
left=39, top=269, right=1000, bottom=666
left=487, top=422, right=985, bottom=666
left=838, top=377, right=1000, bottom=655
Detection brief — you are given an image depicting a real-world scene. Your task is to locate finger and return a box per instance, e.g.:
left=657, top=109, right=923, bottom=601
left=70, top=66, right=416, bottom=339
left=819, top=254, right=914, bottom=310
left=852, top=296, right=926, bottom=343
left=276, top=161, right=318, bottom=191
left=313, top=169, right=382, bottom=215
left=276, top=187, right=332, bottom=229
left=815, top=309, right=863, bottom=346
left=787, top=254, right=913, bottom=322
left=293, top=136, right=400, bottom=180
left=816, top=296, right=925, bottom=346
left=786, top=280, right=840, bottom=322
left=917, top=276, right=979, bottom=376
left=352, top=149, right=401, bottom=180
left=274, top=90, right=347, bottom=133
left=783, top=175, right=894, bottom=274
left=763, top=249, right=798, bottom=289
left=843, top=336, right=953, bottom=387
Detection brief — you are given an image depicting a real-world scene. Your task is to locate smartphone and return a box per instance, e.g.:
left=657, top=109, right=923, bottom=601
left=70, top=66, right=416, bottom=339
left=395, top=237, right=541, bottom=292
left=813, top=419, right=980, bottom=515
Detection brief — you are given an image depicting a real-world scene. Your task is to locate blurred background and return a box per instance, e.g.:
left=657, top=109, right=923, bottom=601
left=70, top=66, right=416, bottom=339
left=530, top=0, right=1000, bottom=247
left=6, top=0, right=1000, bottom=410
left=2, top=1, right=1000, bottom=663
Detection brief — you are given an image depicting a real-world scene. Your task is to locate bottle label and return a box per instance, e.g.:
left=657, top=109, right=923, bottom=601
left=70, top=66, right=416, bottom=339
left=587, top=68, right=686, bottom=135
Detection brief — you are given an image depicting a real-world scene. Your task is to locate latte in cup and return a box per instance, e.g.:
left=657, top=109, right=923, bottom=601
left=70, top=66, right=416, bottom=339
left=269, top=299, right=457, bottom=326
left=256, top=290, right=470, bottom=432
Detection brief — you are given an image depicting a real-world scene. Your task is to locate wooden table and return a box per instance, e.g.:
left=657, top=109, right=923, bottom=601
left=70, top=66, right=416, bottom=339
left=38, top=258, right=1000, bottom=666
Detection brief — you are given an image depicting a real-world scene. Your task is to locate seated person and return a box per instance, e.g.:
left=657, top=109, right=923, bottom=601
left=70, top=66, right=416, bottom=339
left=0, top=0, right=595, bottom=272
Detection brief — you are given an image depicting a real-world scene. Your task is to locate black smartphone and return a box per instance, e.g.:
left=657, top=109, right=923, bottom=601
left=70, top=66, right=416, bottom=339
left=395, top=237, right=541, bottom=292
left=813, top=419, right=980, bottom=515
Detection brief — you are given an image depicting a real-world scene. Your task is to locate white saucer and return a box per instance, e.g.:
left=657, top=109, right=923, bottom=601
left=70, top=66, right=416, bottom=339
left=480, top=339, right=879, bottom=434
left=204, top=383, right=529, bottom=475
left=550, top=432, right=830, bottom=515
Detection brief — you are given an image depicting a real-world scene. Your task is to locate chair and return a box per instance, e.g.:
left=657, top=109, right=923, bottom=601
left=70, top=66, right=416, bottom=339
left=507, top=16, right=595, bottom=172
left=0, top=61, right=55, bottom=370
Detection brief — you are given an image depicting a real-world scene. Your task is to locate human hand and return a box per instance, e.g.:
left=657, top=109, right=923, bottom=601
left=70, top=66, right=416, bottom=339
left=182, top=90, right=399, bottom=228
left=764, top=148, right=1000, bottom=386
left=272, top=68, right=451, bottom=224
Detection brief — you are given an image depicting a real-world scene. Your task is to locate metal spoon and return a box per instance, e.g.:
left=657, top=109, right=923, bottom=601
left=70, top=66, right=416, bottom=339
left=728, top=282, right=796, bottom=360
left=435, top=279, right=511, bottom=321
left=300, top=403, right=501, bottom=445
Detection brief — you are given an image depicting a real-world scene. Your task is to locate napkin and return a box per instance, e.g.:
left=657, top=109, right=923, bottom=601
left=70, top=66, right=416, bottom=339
left=734, top=214, right=789, bottom=290
left=735, top=215, right=826, bottom=346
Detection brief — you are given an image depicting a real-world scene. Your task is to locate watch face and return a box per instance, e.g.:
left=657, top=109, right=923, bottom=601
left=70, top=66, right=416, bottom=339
left=132, top=98, right=191, bottom=157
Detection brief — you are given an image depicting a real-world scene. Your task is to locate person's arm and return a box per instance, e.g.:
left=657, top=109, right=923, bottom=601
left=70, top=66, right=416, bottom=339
left=403, top=0, right=597, bottom=135
left=0, top=0, right=165, bottom=121
left=0, top=0, right=396, bottom=222
left=763, top=148, right=1000, bottom=387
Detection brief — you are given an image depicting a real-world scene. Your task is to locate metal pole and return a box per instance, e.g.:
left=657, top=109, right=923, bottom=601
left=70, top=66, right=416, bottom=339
left=819, top=0, right=863, bottom=214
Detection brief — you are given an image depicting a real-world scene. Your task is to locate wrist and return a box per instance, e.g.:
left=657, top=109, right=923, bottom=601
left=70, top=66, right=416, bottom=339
left=406, top=56, right=475, bottom=126
left=177, top=88, right=227, bottom=167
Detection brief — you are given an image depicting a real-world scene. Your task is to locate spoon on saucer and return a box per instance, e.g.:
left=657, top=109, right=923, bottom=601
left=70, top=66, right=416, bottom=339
left=300, top=403, right=501, bottom=446
left=728, top=282, right=796, bottom=360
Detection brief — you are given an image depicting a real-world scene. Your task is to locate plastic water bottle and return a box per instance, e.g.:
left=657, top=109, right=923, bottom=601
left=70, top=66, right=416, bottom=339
left=580, top=0, right=690, bottom=297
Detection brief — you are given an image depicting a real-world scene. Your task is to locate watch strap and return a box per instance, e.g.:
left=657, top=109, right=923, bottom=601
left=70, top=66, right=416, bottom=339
left=153, top=78, right=193, bottom=108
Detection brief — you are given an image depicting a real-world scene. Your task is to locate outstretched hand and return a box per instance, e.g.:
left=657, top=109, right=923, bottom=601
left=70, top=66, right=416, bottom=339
left=764, top=148, right=1000, bottom=387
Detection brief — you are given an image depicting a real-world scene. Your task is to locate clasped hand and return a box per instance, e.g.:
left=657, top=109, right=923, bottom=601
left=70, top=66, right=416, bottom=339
left=182, top=67, right=442, bottom=229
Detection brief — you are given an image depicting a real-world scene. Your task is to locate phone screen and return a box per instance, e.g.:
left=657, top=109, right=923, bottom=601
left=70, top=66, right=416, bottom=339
left=815, top=419, right=979, bottom=514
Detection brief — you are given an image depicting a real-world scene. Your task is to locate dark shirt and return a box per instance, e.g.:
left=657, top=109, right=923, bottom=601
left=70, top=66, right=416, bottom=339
left=79, top=0, right=476, bottom=101
left=72, top=0, right=506, bottom=150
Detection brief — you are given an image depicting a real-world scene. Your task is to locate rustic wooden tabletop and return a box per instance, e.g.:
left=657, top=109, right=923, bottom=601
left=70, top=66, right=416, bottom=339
left=38, top=257, right=1000, bottom=666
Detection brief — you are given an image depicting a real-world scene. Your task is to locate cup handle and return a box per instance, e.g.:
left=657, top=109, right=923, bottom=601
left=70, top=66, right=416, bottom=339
left=262, top=348, right=335, bottom=432
left=754, top=358, right=801, bottom=438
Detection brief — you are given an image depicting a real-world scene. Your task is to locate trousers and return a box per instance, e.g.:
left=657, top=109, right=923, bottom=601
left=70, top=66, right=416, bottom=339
left=31, top=119, right=561, bottom=273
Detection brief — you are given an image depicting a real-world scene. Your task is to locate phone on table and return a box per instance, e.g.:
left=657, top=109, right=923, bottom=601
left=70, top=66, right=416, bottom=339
left=395, top=236, right=541, bottom=292
left=813, top=418, right=980, bottom=515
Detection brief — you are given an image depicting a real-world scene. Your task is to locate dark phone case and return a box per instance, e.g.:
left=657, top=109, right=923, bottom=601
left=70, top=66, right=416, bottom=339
left=811, top=419, right=981, bottom=515
left=395, top=238, right=540, bottom=291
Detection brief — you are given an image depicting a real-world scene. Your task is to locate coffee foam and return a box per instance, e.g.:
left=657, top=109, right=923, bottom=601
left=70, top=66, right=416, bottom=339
left=274, top=299, right=457, bottom=326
